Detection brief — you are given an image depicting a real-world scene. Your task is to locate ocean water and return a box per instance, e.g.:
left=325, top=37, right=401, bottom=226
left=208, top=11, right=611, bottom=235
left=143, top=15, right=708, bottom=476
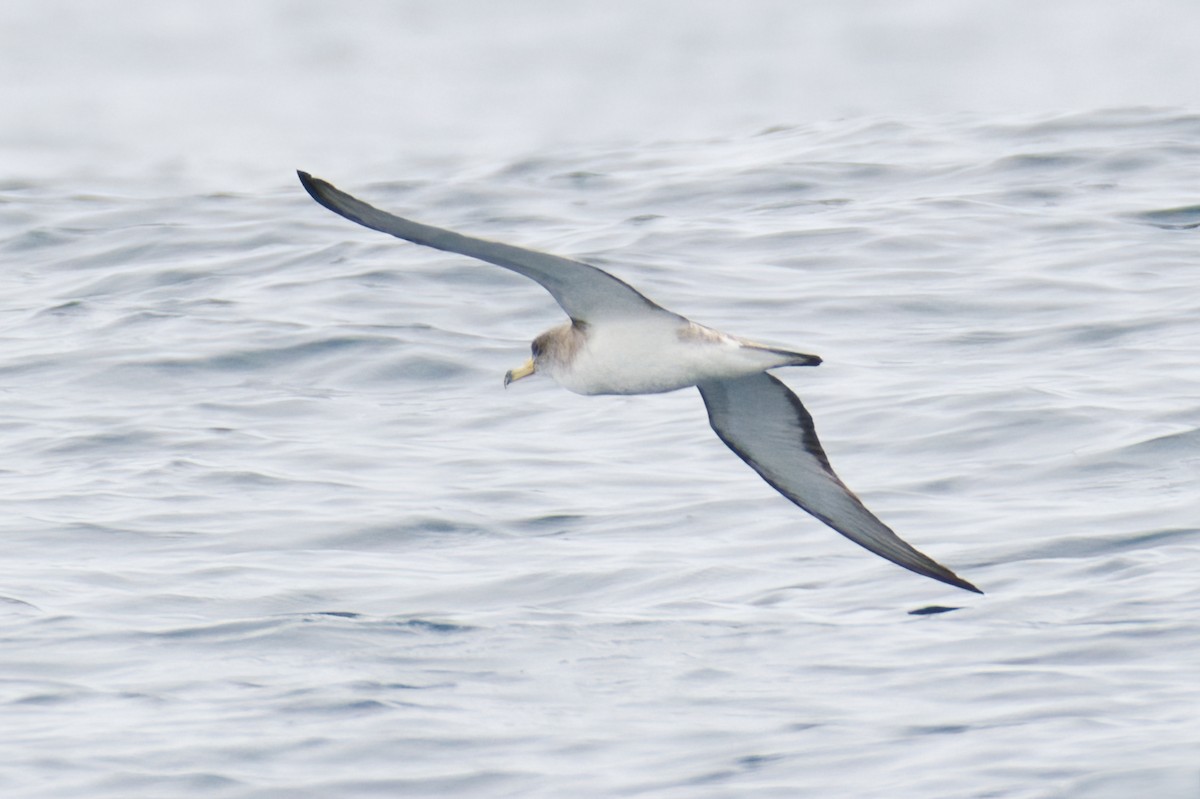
left=3, top=3, right=1200, bottom=798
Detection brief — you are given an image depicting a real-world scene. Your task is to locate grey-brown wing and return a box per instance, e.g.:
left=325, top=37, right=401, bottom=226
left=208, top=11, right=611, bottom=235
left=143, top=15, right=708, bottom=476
left=697, top=372, right=981, bottom=594
left=298, top=171, right=677, bottom=323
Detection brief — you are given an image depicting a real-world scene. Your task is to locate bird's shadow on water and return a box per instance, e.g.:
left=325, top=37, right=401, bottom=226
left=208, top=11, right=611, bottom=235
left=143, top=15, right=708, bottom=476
left=907, top=605, right=963, bottom=616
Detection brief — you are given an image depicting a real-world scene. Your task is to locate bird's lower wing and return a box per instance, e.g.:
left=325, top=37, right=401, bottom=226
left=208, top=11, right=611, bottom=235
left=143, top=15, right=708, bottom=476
left=697, top=373, right=981, bottom=593
left=298, top=171, right=676, bottom=323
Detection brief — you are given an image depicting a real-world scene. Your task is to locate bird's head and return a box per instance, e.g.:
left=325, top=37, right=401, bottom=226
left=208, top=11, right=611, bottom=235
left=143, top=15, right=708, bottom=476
left=504, top=323, right=582, bottom=388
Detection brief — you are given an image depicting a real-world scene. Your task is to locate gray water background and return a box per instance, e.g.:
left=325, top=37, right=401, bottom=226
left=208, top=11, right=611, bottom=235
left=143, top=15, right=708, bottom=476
left=2, top=2, right=1199, bottom=797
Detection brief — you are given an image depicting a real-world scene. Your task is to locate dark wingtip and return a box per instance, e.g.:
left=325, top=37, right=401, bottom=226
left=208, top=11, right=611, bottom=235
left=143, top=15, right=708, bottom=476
left=910, top=560, right=982, bottom=594
left=949, top=575, right=984, bottom=595
left=296, top=170, right=347, bottom=219
left=919, top=557, right=983, bottom=594
left=297, top=170, right=321, bottom=199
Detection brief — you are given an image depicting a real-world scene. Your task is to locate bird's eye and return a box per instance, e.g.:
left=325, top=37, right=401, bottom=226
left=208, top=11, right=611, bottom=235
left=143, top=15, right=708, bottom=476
left=531, top=340, right=542, bottom=358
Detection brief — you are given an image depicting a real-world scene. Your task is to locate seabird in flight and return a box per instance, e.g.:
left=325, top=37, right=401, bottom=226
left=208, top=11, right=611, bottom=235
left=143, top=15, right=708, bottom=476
left=298, top=171, right=981, bottom=594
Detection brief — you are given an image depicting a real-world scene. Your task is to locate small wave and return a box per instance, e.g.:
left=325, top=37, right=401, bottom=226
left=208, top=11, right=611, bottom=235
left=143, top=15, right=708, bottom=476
left=1130, top=204, right=1200, bottom=229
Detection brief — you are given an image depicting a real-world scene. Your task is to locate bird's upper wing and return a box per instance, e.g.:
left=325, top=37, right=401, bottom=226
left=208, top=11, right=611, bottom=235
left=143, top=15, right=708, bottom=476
left=697, top=372, right=981, bottom=594
left=298, top=171, right=678, bottom=323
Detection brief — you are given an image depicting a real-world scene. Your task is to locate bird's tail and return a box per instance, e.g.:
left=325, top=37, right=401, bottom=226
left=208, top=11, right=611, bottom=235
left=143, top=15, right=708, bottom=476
left=742, top=342, right=822, bottom=367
